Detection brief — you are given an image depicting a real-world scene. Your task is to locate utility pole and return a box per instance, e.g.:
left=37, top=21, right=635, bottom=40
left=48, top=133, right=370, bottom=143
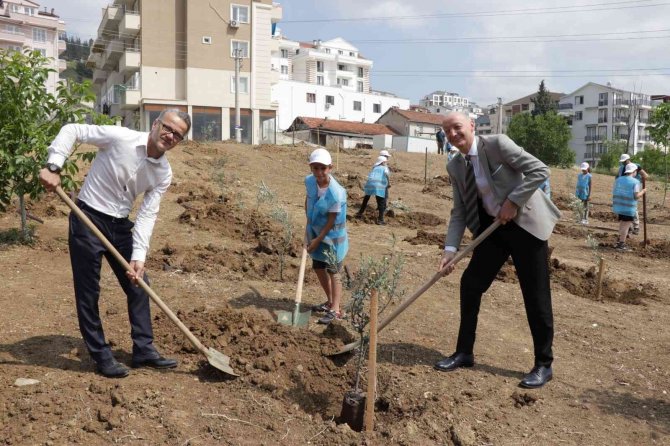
left=233, top=48, right=242, bottom=143
left=497, top=97, right=503, bottom=134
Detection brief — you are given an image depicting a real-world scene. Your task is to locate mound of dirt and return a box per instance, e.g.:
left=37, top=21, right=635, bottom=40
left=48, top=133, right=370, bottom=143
left=421, top=176, right=452, bottom=199
left=390, top=211, right=445, bottom=229
left=404, top=230, right=445, bottom=247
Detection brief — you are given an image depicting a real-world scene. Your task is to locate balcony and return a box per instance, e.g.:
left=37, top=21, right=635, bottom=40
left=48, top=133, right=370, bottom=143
left=119, top=11, right=140, bottom=36
left=637, top=99, right=652, bottom=108
left=612, top=115, right=629, bottom=125
left=58, top=38, right=66, bottom=54
left=598, top=100, right=609, bottom=107
left=616, top=133, right=629, bottom=141
left=119, top=49, right=140, bottom=73
left=0, top=28, right=26, bottom=45
left=120, top=87, right=140, bottom=110
left=93, top=69, right=107, bottom=85
left=86, top=52, right=102, bottom=69
left=597, top=117, right=608, bottom=123
left=101, top=39, right=124, bottom=70
left=558, top=103, right=573, bottom=110
left=585, top=135, right=606, bottom=142
left=91, top=36, right=105, bottom=53
left=613, top=98, right=630, bottom=107
left=98, top=6, right=121, bottom=36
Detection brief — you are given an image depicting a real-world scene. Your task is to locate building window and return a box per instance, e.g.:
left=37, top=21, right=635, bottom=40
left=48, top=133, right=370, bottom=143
left=33, top=28, right=47, bottom=42
left=231, top=40, right=249, bottom=58
left=325, top=48, right=330, bottom=54
left=36, top=48, right=46, bottom=57
left=306, top=93, right=316, bottom=103
left=230, top=75, right=249, bottom=93
left=202, top=36, right=212, bottom=44
left=337, top=78, right=349, bottom=86
left=358, top=67, right=364, bottom=77
left=357, top=81, right=363, bottom=92
left=281, top=65, right=288, bottom=74
left=598, top=109, right=607, bottom=123
left=280, top=49, right=288, bottom=58
left=316, top=75, right=324, bottom=85
left=522, top=103, right=529, bottom=111
left=575, top=95, right=584, bottom=105
left=353, top=101, right=362, bottom=111
left=192, top=108, right=222, bottom=142
left=338, top=50, right=343, bottom=55
left=4, top=24, right=20, bottom=34
left=231, top=4, right=249, bottom=23
left=598, top=92, right=608, bottom=106
left=337, top=64, right=345, bottom=71
left=325, top=95, right=335, bottom=105
left=350, top=51, right=355, bottom=56
left=575, top=111, right=583, bottom=120
left=316, top=61, right=324, bottom=73
left=373, top=103, right=381, bottom=113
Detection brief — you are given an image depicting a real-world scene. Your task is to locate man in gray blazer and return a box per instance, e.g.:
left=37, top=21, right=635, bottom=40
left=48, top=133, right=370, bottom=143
left=435, top=112, right=561, bottom=389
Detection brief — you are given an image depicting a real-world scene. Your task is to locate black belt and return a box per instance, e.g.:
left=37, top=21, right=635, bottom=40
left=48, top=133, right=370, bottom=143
left=76, top=200, right=128, bottom=223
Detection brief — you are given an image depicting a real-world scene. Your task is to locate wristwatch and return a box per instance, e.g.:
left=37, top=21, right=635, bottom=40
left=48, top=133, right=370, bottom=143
left=46, top=163, right=61, bottom=174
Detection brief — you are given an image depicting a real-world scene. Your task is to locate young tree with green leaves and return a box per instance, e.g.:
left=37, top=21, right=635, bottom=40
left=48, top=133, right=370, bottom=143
left=0, top=49, right=97, bottom=241
left=649, top=102, right=670, bottom=204
left=531, top=80, right=556, bottom=116
left=506, top=111, right=574, bottom=167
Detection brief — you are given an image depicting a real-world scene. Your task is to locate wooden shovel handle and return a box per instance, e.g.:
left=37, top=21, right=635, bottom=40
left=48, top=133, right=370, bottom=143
left=295, top=247, right=308, bottom=305
left=55, top=186, right=209, bottom=357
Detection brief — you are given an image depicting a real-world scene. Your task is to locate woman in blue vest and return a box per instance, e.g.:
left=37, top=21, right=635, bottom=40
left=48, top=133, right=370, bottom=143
left=617, top=153, right=648, bottom=235
left=612, top=162, right=646, bottom=251
left=305, top=148, right=349, bottom=324
left=356, top=156, right=390, bottom=225
left=575, top=162, right=592, bottom=224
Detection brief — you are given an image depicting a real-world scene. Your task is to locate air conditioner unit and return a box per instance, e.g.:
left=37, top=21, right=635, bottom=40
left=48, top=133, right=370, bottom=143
left=229, top=20, right=239, bottom=28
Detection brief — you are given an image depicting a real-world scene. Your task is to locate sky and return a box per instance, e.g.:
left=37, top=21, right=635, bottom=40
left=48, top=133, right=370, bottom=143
left=53, top=0, right=670, bottom=108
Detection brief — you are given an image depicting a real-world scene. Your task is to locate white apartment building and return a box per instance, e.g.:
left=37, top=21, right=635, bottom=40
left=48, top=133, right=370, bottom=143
left=87, top=0, right=281, bottom=144
left=0, top=0, right=66, bottom=95
left=419, top=90, right=471, bottom=114
left=271, top=37, right=410, bottom=130
left=558, top=82, right=653, bottom=164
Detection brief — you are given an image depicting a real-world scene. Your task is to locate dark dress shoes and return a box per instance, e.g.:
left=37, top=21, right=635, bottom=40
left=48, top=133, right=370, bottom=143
left=434, top=352, right=474, bottom=372
left=96, top=359, right=130, bottom=378
left=131, top=356, right=178, bottom=369
left=519, top=365, right=553, bottom=388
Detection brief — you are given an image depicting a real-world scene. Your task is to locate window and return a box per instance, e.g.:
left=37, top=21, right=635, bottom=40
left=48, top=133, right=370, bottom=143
left=36, top=48, right=46, bottom=57
left=337, top=64, right=345, bottom=71
left=4, top=24, right=20, bottom=34
left=357, top=81, right=363, bottom=92
left=337, top=78, right=349, bottom=86
left=202, top=36, right=212, bottom=44
left=338, top=50, right=343, bottom=55
left=350, top=51, right=355, bottom=56
left=306, top=93, right=316, bottom=103
left=231, top=40, right=249, bottom=58
left=325, top=95, right=335, bottom=105
left=230, top=75, right=249, bottom=93
left=598, top=108, right=607, bottom=123
left=316, top=61, right=324, bottom=73
left=231, top=4, right=249, bottom=23
left=575, top=111, right=583, bottom=120
left=281, top=65, right=288, bottom=74
left=325, top=48, right=331, bottom=54
left=353, top=101, right=362, bottom=111
left=10, top=4, right=20, bottom=13
left=316, top=75, right=324, bottom=85
left=33, top=28, right=47, bottom=42
left=522, top=103, right=529, bottom=111
left=373, top=103, right=381, bottom=113
left=358, top=67, right=364, bottom=77
left=575, top=95, right=584, bottom=105
left=598, top=92, right=608, bottom=106
left=280, top=49, right=288, bottom=58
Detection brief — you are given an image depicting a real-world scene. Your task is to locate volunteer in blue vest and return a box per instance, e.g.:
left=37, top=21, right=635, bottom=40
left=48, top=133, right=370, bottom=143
left=612, top=162, right=646, bottom=251
left=616, top=153, right=647, bottom=235
left=356, top=156, right=391, bottom=225
left=576, top=162, right=592, bottom=225
left=305, top=148, right=349, bottom=325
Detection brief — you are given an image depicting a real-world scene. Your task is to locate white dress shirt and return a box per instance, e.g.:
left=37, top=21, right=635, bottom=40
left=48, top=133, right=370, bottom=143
left=47, top=124, right=172, bottom=262
left=445, top=137, right=500, bottom=252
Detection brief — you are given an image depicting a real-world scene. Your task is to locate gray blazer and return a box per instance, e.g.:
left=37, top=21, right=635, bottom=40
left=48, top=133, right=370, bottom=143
left=445, top=135, right=561, bottom=248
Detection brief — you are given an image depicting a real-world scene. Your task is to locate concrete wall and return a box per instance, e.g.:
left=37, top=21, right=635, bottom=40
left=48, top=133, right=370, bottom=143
left=392, top=136, right=439, bottom=153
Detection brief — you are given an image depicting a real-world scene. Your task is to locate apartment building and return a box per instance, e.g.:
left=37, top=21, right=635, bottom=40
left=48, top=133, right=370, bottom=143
left=0, top=0, right=66, bottom=94
left=487, top=91, right=563, bottom=134
left=87, top=0, right=281, bottom=144
left=419, top=90, right=470, bottom=113
left=271, top=37, right=410, bottom=130
left=558, top=82, right=653, bottom=164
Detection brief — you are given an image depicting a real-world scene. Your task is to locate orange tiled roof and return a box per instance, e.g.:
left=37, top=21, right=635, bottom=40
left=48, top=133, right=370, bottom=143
left=295, top=117, right=397, bottom=136
left=390, top=108, right=447, bottom=125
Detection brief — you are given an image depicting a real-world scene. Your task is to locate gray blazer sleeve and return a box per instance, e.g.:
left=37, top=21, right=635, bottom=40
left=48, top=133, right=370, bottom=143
left=497, top=135, right=549, bottom=207
left=445, top=159, right=467, bottom=249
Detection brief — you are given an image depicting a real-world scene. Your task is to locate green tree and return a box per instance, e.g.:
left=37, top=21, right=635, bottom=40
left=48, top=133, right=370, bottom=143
left=531, top=80, right=556, bottom=116
left=649, top=102, right=670, bottom=204
left=596, top=140, right=626, bottom=173
left=507, top=111, right=574, bottom=167
left=0, top=49, right=96, bottom=241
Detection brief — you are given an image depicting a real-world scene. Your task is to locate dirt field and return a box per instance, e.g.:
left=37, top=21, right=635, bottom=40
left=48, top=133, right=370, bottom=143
left=1, top=141, right=669, bottom=445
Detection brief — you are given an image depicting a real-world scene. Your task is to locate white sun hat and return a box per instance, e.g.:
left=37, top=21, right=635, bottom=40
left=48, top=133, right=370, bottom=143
left=374, top=156, right=387, bottom=166
left=624, top=163, right=637, bottom=174
left=619, top=153, right=631, bottom=163
left=580, top=162, right=589, bottom=170
left=309, top=148, right=332, bottom=165
left=380, top=150, right=391, bottom=158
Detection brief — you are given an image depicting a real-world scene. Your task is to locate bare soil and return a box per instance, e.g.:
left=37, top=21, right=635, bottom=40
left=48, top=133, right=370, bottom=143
left=1, top=142, right=669, bottom=445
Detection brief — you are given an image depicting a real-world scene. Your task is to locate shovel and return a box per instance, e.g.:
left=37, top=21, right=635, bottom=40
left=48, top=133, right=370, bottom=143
left=55, top=187, right=239, bottom=377
left=275, top=247, right=311, bottom=326
left=327, top=220, right=501, bottom=356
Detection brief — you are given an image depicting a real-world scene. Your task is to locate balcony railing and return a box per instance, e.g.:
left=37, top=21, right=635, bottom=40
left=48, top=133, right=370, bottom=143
left=598, top=100, right=609, bottom=106
left=598, top=117, right=608, bottom=123
left=558, top=103, right=573, bottom=110
left=613, top=98, right=631, bottom=107
left=585, top=135, right=607, bottom=142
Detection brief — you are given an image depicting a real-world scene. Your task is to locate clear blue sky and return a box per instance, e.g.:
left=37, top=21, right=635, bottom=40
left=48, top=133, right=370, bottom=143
left=54, top=0, right=670, bottom=107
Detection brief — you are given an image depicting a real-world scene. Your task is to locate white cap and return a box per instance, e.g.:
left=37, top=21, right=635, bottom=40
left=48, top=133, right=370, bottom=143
left=380, top=150, right=391, bottom=158
left=309, top=148, right=332, bottom=165
left=374, top=156, right=387, bottom=166
left=450, top=147, right=459, bottom=152
left=619, top=153, right=631, bottom=163
left=580, top=162, right=589, bottom=170
left=624, top=163, right=637, bottom=174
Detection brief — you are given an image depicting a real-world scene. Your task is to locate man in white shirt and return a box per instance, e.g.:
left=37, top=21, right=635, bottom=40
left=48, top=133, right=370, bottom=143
left=39, top=109, right=190, bottom=378
left=434, top=112, right=560, bottom=389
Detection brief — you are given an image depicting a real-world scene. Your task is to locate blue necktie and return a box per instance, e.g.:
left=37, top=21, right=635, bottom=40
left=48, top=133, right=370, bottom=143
left=464, top=155, right=480, bottom=233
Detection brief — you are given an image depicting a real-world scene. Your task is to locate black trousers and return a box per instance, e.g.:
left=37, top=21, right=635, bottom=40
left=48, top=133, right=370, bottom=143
left=456, top=207, right=554, bottom=367
left=69, top=201, right=158, bottom=364
left=358, top=194, right=386, bottom=220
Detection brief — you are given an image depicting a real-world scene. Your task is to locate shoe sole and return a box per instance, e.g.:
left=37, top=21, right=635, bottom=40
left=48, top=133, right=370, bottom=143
left=131, top=363, right=177, bottom=369
left=97, top=369, right=129, bottom=378
left=433, top=363, right=474, bottom=372
left=518, top=375, right=553, bottom=389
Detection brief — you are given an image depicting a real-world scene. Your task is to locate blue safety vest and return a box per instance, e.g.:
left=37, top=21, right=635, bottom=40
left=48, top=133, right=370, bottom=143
left=612, top=175, right=639, bottom=217
left=363, top=165, right=388, bottom=198
left=305, top=174, right=349, bottom=263
left=575, top=173, right=591, bottom=200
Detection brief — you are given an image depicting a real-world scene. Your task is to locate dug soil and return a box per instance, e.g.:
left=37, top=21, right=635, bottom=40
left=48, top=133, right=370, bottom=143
left=1, top=142, right=669, bottom=445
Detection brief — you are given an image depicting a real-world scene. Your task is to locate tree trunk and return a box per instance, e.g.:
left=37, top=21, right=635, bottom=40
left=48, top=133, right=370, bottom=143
left=18, top=194, right=28, bottom=241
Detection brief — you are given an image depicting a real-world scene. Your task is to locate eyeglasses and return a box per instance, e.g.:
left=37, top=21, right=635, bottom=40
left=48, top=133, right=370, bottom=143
left=158, top=120, right=184, bottom=142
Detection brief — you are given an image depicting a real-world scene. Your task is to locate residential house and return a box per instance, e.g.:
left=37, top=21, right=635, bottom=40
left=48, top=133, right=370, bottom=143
left=86, top=0, right=282, bottom=144
left=286, top=116, right=396, bottom=148
left=488, top=91, right=563, bottom=134
left=475, top=114, right=492, bottom=135
left=375, top=107, right=446, bottom=153
left=271, top=36, right=410, bottom=130
left=558, top=82, right=653, bottom=164
left=0, top=0, right=66, bottom=94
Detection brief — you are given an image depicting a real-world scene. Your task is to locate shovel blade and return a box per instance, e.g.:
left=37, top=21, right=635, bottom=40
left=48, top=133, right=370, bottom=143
left=274, top=309, right=311, bottom=327
left=206, top=347, right=239, bottom=377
